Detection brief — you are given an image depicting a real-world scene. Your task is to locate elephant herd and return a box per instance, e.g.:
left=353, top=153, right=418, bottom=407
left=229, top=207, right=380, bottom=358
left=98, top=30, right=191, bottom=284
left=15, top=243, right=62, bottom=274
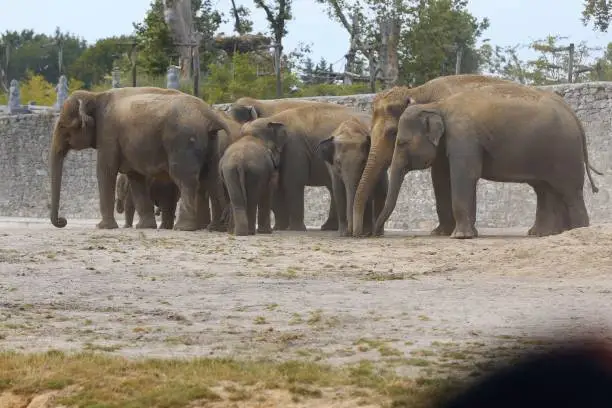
left=48, top=74, right=602, bottom=238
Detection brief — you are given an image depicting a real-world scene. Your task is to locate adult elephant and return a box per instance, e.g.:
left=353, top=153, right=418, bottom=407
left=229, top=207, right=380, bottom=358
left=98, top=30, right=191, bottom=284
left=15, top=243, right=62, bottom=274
left=352, top=74, right=521, bottom=237
left=49, top=87, right=230, bottom=231
left=375, top=84, right=599, bottom=238
left=242, top=104, right=371, bottom=231
left=228, top=96, right=344, bottom=231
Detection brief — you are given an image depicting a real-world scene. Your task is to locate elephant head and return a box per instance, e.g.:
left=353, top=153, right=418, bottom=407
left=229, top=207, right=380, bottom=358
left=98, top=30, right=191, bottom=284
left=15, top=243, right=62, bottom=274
left=243, top=119, right=289, bottom=167
left=374, top=103, right=445, bottom=232
left=49, top=90, right=99, bottom=228
left=228, top=97, right=259, bottom=123
left=115, top=173, right=130, bottom=214
left=317, top=118, right=371, bottom=228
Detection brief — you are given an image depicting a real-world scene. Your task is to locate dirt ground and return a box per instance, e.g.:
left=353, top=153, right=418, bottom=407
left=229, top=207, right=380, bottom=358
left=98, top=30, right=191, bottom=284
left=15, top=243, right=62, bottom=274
left=2, top=217, right=612, bottom=379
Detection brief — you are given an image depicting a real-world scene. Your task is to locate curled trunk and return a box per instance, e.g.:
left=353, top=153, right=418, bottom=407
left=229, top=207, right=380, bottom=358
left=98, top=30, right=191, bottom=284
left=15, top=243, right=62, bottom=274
left=374, top=163, right=405, bottom=233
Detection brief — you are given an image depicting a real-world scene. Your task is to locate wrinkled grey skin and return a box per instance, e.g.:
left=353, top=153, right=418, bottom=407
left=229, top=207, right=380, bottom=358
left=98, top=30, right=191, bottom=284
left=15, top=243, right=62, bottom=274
left=316, top=118, right=388, bottom=237
left=115, top=173, right=180, bottom=229
left=49, top=87, right=230, bottom=231
left=242, top=105, right=372, bottom=232
left=219, top=130, right=282, bottom=236
left=376, top=85, right=595, bottom=239
left=227, top=96, right=340, bottom=232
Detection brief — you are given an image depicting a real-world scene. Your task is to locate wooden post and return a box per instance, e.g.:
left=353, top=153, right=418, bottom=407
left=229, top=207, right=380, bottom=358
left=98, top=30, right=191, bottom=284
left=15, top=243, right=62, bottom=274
left=568, top=43, right=575, bottom=83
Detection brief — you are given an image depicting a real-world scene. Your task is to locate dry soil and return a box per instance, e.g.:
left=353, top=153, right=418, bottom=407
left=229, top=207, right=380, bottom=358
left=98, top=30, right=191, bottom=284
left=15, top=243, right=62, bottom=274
left=2, top=217, right=612, bottom=379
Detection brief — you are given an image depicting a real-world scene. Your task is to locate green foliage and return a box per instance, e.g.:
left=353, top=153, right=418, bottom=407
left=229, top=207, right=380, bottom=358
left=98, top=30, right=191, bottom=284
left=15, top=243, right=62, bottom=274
left=582, top=0, right=611, bottom=32
left=133, top=0, right=177, bottom=76
left=481, top=35, right=598, bottom=85
left=399, top=0, right=490, bottom=85
left=253, top=1, right=293, bottom=42
left=0, top=28, right=87, bottom=86
left=202, top=52, right=300, bottom=104
left=69, top=36, right=135, bottom=88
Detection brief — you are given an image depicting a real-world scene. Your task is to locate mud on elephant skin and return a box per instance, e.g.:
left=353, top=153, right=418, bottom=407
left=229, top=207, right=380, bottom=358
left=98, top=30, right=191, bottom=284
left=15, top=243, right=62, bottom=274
left=115, top=173, right=180, bottom=229
left=352, top=74, right=522, bottom=237
left=49, top=86, right=230, bottom=231
left=375, top=84, right=599, bottom=239
left=228, top=96, right=344, bottom=232
left=316, top=117, right=388, bottom=237
left=241, top=104, right=372, bottom=232
left=219, top=129, right=282, bottom=236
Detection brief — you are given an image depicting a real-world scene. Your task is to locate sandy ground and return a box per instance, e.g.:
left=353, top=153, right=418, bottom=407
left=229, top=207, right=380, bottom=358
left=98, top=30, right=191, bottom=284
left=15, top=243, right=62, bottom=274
left=2, top=217, right=612, bottom=377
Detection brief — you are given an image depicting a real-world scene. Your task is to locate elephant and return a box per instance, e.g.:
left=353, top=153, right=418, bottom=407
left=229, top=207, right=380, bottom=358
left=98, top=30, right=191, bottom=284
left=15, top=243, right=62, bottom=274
left=219, top=129, right=282, bottom=236
left=115, top=173, right=180, bottom=229
left=375, top=83, right=599, bottom=239
left=316, top=117, right=388, bottom=237
left=49, top=86, right=230, bottom=231
left=228, top=96, right=344, bottom=232
left=352, top=74, right=522, bottom=237
left=242, top=104, right=372, bottom=231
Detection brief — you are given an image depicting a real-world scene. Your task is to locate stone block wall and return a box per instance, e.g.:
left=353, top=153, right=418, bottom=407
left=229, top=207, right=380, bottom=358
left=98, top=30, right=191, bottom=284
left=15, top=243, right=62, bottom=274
left=0, top=82, right=610, bottom=230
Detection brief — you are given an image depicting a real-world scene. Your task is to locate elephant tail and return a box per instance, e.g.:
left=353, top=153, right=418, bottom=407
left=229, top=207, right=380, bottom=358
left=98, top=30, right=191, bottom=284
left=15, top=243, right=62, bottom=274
left=575, top=114, right=602, bottom=194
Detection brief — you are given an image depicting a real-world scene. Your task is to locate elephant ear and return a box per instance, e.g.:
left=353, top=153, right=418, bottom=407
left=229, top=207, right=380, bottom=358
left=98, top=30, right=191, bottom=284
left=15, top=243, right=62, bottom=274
left=316, top=136, right=335, bottom=164
left=266, top=121, right=287, bottom=149
left=78, top=98, right=95, bottom=130
left=247, top=105, right=258, bottom=120
left=421, top=110, right=445, bottom=147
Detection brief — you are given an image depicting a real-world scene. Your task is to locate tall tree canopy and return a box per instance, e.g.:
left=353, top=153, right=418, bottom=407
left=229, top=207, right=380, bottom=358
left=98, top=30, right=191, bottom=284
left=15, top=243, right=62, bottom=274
left=582, top=0, right=611, bottom=32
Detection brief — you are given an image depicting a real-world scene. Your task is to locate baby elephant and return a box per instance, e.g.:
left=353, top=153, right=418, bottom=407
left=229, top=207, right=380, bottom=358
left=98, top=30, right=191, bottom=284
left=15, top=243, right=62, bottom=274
left=219, top=123, right=284, bottom=236
left=316, top=117, right=388, bottom=236
left=115, top=173, right=180, bottom=229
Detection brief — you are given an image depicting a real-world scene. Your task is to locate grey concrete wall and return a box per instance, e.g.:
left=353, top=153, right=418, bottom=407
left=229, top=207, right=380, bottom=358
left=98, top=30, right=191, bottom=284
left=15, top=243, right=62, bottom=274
left=1, top=82, right=610, bottom=230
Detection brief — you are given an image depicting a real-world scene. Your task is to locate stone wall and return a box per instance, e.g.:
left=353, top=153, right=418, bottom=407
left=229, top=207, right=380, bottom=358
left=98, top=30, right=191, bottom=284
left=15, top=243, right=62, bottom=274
left=1, top=82, right=611, bottom=230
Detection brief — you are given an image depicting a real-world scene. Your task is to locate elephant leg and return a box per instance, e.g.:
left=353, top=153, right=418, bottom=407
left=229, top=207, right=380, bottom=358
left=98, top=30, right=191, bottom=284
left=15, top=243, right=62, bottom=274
left=285, top=182, right=307, bottom=231
left=257, top=179, right=273, bottom=234
left=95, top=159, right=119, bottom=229
left=555, top=186, right=589, bottom=232
left=372, top=175, right=388, bottom=237
left=127, top=174, right=157, bottom=229
left=331, top=173, right=349, bottom=236
left=320, top=187, right=339, bottom=231
left=168, top=156, right=202, bottom=231
left=246, top=178, right=259, bottom=235
left=206, top=176, right=229, bottom=232
left=527, top=182, right=565, bottom=237
left=124, top=188, right=135, bottom=228
left=363, top=199, right=374, bottom=236
left=448, top=144, right=480, bottom=239
left=196, top=186, right=211, bottom=230
left=272, top=189, right=289, bottom=230
left=430, top=154, right=455, bottom=236
left=158, top=189, right=178, bottom=230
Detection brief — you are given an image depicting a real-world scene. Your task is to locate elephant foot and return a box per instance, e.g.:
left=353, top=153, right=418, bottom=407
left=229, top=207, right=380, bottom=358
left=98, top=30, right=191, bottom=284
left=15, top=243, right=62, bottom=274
left=135, top=216, right=158, bottom=229
left=159, top=221, right=174, bottom=230
left=123, top=223, right=133, bottom=228
left=273, top=222, right=288, bottom=231
left=96, top=219, right=119, bottom=229
left=338, top=225, right=351, bottom=237
left=450, top=225, right=478, bottom=239
left=257, top=226, right=273, bottom=234
left=430, top=223, right=455, bottom=236
left=208, top=221, right=228, bottom=232
left=173, top=219, right=199, bottom=231
left=288, top=223, right=307, bottom=232
left=320, top=219, right=339, bottom=231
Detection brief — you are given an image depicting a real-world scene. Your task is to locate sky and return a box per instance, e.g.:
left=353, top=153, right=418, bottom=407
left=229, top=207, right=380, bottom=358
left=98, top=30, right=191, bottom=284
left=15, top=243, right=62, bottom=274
left=0, top=0, right=610, bottom=73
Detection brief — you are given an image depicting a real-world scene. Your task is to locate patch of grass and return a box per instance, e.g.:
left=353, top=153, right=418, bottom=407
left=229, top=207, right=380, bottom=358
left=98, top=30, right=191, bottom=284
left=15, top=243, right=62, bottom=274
left=254, top=316, right=267, bottom=325
left=0, top=350, right=459, bottom=408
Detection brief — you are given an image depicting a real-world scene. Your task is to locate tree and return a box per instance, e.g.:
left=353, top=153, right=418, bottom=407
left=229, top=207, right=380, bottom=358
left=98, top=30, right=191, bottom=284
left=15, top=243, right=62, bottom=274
left=400, top=0, right=490, bottom=85
left=133, top=0, right=223, bottom=77
left=230, top=0, right=254, bottom=34
left=582, top=0, right=611, bottom=32
left=253, top=0, right=293, bottom=97
left=69, top=35, right=134, bottom=88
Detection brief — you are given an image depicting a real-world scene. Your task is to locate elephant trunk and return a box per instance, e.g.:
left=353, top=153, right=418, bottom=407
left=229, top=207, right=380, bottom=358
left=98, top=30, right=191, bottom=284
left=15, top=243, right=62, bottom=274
left=49, top=143, right=68, bottom=228
left=345, top=178, right=359, bottom=234
left=352, top=136, right=393, bottom=236
left=374, top=161, right=405, bottom=233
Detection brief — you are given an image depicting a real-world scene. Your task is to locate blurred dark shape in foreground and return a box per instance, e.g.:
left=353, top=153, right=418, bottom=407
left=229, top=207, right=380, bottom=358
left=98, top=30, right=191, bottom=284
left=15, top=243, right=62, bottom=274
left=433, top=336, right=612, bottom=408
